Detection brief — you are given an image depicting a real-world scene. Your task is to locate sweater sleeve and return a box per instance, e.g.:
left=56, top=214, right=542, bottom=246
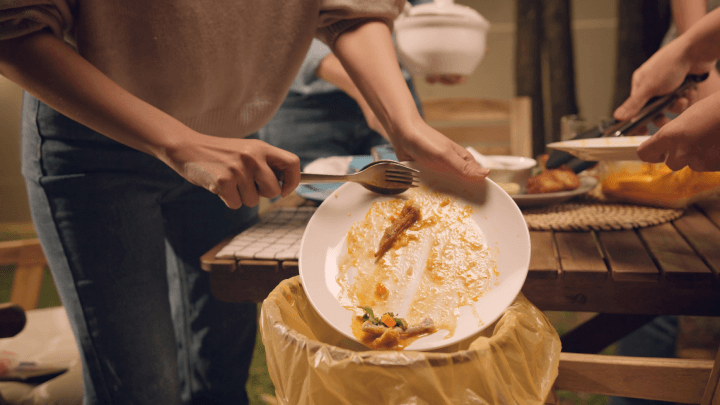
left=316, top=0, right=404, bottom=46
left=0, top=0, right=74, bottom=41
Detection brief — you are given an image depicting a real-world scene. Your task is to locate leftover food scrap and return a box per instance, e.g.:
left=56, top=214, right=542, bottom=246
left=375, top=201, right=421, bottom=260
left=352, top=306, right=436, bottom=350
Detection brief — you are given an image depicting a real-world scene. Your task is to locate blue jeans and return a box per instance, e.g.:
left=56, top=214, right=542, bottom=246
left=259, top=80, right=423, bottom=168
left=608, top=316, right=678, bottom=405
left=21, top=93, right=258, bottom=405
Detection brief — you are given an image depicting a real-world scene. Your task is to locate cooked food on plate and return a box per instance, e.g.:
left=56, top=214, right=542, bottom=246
left=525, top=166, right=580, bottom=194
left=337, top=187, right=498, bottom=350
left=496, top=182, right=522, bottom=195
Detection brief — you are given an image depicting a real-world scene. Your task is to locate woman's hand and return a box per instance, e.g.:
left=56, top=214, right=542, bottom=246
left=637, top=91, right=720, bottom=171
left=694, top=67, right=720, bottom=100
left=164, top=133, right=300, bottom=208
left=614, top=38, right=697, bottom=126
left=390, top=116, right=489, bottom=182
left=613, top=16, right=719, bottom=131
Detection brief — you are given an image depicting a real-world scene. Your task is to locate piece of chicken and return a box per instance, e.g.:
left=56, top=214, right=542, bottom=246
left=375, top=202, right=421, bottom=259
left=361, top=316, right=435, bottom=337
left=525, top=166, right=580, bottom=194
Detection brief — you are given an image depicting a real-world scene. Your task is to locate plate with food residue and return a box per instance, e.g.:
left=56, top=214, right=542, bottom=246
left=512, top=176, right=598, bottom=208
left=299, top=163, right=530, bottom=351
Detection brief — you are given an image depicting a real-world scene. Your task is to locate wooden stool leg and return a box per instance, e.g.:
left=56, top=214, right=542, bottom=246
left=10, top=263, right=44, bottom=311
left=701, top=345, right=720, bottom=405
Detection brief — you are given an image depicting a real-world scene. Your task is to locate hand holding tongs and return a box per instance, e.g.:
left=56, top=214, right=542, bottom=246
left=546, top=73, right=709, bottom=172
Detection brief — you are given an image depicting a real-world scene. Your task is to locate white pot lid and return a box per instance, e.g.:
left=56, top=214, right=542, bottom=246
left=402, top=0, right=490, bottom=28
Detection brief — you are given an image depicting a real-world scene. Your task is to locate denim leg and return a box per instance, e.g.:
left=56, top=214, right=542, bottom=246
left=607, top=315, right=678, bottom=405
left=23, top=140, right=183, bottom=402
left=161, top=182, right=257, bottom=404
left=258, top=91, right=377, bottom=168
left=21, top=93, right=257, bottom=404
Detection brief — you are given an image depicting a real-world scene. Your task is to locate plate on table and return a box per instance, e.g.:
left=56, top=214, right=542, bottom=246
left=512, top=176, right=599, bottom=208
left=295, top=156, right=374, bottom=202
left=547, top=136, right=651, bottom=161
left=299, top=164, right=530, bottom=351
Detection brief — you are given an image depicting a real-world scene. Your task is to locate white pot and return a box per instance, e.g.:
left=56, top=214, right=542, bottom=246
left=395, top=0, right=490, bottom=76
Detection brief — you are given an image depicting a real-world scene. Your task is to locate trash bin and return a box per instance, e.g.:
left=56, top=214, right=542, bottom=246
left=260, top=276, right=561, bottom=405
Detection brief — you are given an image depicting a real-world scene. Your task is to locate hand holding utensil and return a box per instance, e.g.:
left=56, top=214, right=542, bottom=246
left=546, top=73, right=709, bottom=172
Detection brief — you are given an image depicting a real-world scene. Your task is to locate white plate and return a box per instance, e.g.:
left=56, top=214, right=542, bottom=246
left=513, top=176, right=599, bottom=208
left=299, top=164, right=530, bottom=351
left=547, top=136, right=651, bottom=161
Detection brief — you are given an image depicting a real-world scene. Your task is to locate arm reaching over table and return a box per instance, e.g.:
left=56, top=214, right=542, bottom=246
left=634, top=93, right=720, bottom=171
left=331, top=21, right=489, bottom=183
left=612, top=7, right=720, bottom=171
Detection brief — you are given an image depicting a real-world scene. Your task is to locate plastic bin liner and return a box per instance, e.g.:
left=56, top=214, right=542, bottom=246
left=260, top=276, right=561, bottom=405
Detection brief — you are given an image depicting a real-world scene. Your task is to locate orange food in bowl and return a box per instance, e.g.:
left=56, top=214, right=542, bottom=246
left=601, top=162, right=720, bottom=208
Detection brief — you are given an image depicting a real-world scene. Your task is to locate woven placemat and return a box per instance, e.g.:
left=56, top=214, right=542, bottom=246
left=521, top=187, right=686, bottom=231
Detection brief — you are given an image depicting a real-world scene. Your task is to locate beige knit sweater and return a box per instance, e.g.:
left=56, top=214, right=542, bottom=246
left=0, top=0, right=404, bottom=137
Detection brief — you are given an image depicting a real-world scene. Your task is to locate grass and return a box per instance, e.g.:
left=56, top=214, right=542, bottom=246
left=247, top=306, right=276, bottom=404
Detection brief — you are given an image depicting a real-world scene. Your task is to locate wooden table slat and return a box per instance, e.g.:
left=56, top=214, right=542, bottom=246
left=696, top=198, right=720, bottom=229
left=598, top=230, right=659, bottom=283
left=554, top=232, right=608, bottom=281
left=673, top=207, right=720, bottom=281
left=200, top=236, right=236, bottom=273
left=281, top=260, right=299, bottom=274
left=528, top=231, right=559, bottom=279
left=522, top=277, right=720, bottom=315
left=639, top=223, right=713, bottom=284
left=238, top=259, right=279, bottom=273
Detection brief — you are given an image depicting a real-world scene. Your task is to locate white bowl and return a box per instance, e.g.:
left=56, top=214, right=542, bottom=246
left=395, top=1, right=490, bottom=76
left=484, top=156, right=537, bottom=193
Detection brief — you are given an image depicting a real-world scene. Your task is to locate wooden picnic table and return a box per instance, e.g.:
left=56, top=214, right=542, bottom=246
left=201, top=196, right=720, bottom=316
left=200, top=194, right=720, bottom=403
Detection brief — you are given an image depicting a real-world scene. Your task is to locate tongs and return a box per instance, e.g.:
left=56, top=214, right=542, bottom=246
left=546, top=73, right=709, bottom=172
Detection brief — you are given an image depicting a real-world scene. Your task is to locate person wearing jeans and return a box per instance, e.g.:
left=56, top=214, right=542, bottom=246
left=1, top=1, right=489, bottom=402
left=21, top=94, right=260, bottom=403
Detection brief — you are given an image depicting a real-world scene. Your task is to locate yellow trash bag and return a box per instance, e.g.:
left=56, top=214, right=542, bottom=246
left=260, top=276, right=561, bottom=405
left=602, top=162, right=720, bottom=208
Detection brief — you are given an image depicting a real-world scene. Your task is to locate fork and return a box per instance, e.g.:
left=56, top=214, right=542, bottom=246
left=299, top=160, right=420, bottom=195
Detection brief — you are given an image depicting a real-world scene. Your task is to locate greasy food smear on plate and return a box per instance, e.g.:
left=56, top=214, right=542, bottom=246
left=337, top=187, right=498, bottom=350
